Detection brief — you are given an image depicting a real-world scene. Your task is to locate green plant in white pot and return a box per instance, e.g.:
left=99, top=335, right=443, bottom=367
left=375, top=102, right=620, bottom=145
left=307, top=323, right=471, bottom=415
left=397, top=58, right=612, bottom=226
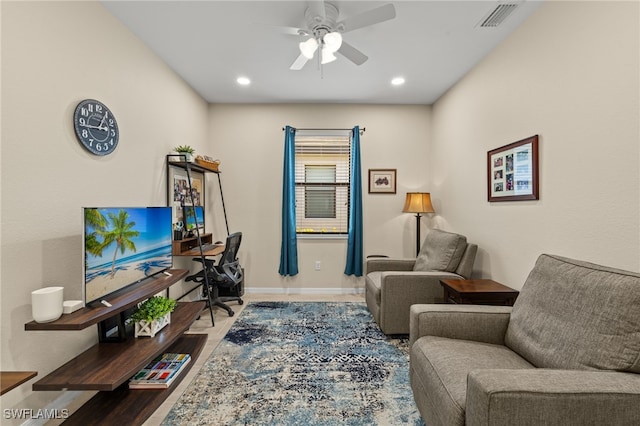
left=131, top=296, right=176, bottom=338
left=174, top=145, right=195, bottom=162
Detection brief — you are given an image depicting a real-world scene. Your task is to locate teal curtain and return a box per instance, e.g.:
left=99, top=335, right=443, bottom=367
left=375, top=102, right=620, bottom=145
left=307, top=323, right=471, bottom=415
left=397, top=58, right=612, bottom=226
left=279, top=126, right=299, bottom=276
left=344, top=126, right=363, bottom=276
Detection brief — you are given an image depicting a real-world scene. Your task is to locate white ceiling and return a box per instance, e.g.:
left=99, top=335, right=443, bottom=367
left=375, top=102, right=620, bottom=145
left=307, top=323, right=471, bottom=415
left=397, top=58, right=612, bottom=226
left=101, top=1, right=542, bottom=105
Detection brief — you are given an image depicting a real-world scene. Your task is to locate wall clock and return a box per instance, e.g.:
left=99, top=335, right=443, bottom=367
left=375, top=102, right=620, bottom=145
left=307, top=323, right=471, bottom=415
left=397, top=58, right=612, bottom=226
left=73, top=99, right=119, bottom=156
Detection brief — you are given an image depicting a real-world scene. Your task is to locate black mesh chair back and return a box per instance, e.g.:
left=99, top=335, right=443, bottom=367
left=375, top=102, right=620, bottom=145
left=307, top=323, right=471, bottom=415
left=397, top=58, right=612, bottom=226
left=216, top=232, right=243, bottom=286
left=184, top=231, right=244, bottom=320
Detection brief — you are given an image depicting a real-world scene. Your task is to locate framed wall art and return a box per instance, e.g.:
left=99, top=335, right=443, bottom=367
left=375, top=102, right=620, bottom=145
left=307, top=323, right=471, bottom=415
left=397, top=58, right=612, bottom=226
left=487, top=135, right=539, bottom=202
left=368, top=169, right=397, bottom=194
left=167, top=165, right=205, bottom=225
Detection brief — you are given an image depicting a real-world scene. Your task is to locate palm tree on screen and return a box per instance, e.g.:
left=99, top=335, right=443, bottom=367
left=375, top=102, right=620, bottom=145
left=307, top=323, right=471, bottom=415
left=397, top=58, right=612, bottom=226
left=85, top=209, right=107, bottom=260
left=99, top=210, right=140, bottom=278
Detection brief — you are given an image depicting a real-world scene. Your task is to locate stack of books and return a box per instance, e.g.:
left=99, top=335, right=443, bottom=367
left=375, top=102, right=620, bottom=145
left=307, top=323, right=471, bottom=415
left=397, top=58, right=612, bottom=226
left=129, top=353, right=191, bottom=389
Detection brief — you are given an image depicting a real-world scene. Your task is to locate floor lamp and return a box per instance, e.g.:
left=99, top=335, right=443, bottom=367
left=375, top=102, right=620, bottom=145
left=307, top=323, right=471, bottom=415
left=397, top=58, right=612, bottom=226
left=403, top=192, right=435, bottom=256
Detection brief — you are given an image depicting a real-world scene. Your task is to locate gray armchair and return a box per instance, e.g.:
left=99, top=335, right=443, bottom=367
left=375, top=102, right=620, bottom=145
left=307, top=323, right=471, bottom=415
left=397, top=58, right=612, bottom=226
left=409, top=254, right=640, bottom=426
left=365, top=229, right=477, bottom=334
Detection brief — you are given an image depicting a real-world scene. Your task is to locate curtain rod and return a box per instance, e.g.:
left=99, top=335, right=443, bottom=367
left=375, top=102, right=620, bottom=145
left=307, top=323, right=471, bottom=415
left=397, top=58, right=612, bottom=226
left=282, top=127, right=366, bottom=134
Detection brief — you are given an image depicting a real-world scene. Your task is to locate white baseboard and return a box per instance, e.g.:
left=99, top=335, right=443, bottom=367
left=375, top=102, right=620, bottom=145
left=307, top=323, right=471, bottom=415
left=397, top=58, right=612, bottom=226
left=244, top=287, right=364, bottom=295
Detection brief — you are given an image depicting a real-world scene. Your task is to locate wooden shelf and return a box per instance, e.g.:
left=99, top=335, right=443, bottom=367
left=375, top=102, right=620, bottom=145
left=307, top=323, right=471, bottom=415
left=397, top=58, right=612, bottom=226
left=25, top=269, right=189, bottom=331
left=173, top=234, right=226, bottom=257
left=32, top=301, right=205, bottom=391
left=173, top=233, right=212, bottom=255
left=62, top=333, right=207, bottom=426
left=1, top=371, right=37, bottom=395
left=167, top=159, right=220, bottom=174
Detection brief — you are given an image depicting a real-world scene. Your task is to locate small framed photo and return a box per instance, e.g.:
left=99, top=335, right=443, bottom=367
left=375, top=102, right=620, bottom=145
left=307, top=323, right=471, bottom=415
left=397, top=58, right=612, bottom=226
left=167, top=165, right=205, bottom=226
left=487, top=135, right=539, bottom=202
left=368, top=169, right=397, bottom=194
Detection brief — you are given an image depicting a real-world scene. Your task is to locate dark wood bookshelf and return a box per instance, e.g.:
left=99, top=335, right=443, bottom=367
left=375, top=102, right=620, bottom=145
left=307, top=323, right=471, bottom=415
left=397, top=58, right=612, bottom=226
left=32, top=301, right=205, bottom=391
left=25, top=269, right=189, bottom=331
left=1, top=371, right=37, bottom=395
left=62, top=333, right=207, bottom=426
left=25, top=233, right=209, bottom=423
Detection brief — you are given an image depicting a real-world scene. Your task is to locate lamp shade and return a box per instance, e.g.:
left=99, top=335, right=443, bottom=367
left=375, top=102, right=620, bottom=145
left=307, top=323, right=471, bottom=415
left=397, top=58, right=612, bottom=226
left=402, top=192, right=435, bottom=214
left=299, top=37, right=319, bottom=59
left=323, top=32, right=343, bottom=52
left=321, top=46, right=337, bottom=64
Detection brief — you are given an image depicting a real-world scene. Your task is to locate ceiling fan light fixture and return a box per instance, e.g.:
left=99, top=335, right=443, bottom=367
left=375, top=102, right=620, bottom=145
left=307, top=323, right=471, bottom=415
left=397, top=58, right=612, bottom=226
left=299, top=37, right=319, bottom=59
left=321, top=46, right=337, bottom=64
left=323, top=32, right=343, bottom=52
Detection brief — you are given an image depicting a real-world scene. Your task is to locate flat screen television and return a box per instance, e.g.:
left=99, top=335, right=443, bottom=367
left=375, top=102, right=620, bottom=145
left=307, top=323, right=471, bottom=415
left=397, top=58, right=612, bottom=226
left=83, top=207, right=173, bottom=305
left=183, top=205, right=204, bottom=232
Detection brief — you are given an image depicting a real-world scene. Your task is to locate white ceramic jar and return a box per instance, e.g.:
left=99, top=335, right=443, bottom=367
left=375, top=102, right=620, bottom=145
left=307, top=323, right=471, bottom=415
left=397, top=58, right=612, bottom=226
left=31, top=286, right=64, bottom=323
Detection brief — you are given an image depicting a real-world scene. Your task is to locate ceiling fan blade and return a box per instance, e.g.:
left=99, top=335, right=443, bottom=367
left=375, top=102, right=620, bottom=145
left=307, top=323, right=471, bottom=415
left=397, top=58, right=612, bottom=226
left=290, top=53, right=310, bottom=70
left=306, top=1, right=326, bottom=23
left=336, top=4, right=396, bottom=33
left=272, top=26, right=309, bottom=36
left=337, top=41, right=368, bottom=66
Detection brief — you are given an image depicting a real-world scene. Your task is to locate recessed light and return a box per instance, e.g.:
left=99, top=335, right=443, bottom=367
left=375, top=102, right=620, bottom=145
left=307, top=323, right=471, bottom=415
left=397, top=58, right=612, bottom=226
left=237, top=77, right=251, bottom=85
left=391, top=77, right=405, bottom=86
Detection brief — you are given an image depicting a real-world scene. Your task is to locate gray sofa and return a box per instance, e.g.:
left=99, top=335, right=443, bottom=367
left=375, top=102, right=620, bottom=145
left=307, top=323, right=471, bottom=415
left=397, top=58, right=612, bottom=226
left=409, top=254, right=640, bottom=426
left=366, top=229, right=477, bottom=334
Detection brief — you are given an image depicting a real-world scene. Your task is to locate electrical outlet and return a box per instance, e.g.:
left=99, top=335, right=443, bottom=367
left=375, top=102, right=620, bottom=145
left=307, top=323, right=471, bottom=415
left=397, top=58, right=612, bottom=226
left=314, top=261, right=321, bottom=271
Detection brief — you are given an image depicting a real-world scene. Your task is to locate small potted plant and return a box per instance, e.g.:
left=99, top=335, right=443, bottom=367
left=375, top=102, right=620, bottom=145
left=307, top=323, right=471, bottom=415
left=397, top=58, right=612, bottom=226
left=174, top=145, right=195, bottom=162
left=130, top=296, right=177, bottom=338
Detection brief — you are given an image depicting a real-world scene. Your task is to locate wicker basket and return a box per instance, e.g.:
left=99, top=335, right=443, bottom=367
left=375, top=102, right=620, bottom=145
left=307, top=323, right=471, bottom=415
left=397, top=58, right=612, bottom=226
left=195, top=157, right=220, bottom=172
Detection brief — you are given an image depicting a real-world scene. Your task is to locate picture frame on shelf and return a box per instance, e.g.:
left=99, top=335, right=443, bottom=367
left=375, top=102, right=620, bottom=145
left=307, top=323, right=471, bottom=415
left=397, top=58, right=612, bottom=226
left=487, top=135, right=539, bottom=202
left=167, top=165, right=205, bottom=226
left=368, top=169, right=397, bottom=194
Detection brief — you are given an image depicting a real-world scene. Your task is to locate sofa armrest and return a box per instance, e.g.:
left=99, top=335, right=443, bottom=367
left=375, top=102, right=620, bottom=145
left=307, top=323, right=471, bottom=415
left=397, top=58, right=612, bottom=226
left=366, top=258, right=416, bottom=274
left=466, top=369, right=640, bottom=426
left=409, top=304, right=512, bottom=346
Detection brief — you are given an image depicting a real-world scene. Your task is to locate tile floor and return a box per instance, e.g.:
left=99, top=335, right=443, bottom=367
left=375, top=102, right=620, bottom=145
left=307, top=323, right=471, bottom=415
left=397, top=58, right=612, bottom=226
left=143, top=292, right=366, bottom=425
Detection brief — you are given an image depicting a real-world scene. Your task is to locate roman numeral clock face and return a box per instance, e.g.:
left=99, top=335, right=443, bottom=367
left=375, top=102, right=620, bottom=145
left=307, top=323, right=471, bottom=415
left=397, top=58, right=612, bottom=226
left=73, top=99, right=119, bottom=155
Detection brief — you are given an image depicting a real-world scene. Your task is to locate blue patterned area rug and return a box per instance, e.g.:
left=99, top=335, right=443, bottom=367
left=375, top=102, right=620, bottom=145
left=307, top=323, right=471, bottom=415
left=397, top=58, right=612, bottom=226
left=162, top=302, right=424, bottom=425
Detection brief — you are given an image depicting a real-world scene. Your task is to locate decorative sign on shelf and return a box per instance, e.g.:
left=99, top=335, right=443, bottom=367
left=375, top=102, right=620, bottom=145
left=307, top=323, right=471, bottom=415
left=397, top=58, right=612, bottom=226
left=195, top=155, right=220, bottom=172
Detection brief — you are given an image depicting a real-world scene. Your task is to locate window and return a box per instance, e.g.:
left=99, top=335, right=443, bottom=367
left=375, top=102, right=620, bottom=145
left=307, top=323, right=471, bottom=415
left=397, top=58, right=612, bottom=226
left=305, top=165, right=336, bottom=218
left=295, top=132, right=351, bottom=235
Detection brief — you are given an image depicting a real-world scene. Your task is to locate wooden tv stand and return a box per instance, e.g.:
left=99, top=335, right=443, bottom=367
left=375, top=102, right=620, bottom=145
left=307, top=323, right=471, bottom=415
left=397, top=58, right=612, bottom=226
left=25, top=269, right=207, bottom=425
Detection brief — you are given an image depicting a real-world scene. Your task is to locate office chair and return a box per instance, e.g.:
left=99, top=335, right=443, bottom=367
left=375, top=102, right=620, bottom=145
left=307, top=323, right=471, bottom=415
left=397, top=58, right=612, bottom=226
left=185, top=232, right=244, bottom=317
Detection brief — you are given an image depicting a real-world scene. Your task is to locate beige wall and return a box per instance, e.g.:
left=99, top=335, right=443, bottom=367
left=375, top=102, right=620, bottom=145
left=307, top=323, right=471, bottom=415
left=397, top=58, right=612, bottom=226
left=431, top=0, right=640, bottom=288
left=206, top=103, right=431, bottom=292
left=1, top=0, right=639, bottom=418
left=1, top=1, right=208, bottom=417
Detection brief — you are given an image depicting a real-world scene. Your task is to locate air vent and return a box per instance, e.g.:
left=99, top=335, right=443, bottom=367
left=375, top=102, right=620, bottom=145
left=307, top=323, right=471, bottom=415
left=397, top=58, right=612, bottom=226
left=478, top=2, right=521, bottom=28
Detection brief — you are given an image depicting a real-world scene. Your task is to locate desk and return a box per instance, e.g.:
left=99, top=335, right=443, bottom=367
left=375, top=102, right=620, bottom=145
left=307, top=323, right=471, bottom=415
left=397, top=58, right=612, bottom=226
left=172, top=234, right=224, bottom=257
left=440, top=279, right=519, bottom=306
left=180, top=244, right=224, bottom=257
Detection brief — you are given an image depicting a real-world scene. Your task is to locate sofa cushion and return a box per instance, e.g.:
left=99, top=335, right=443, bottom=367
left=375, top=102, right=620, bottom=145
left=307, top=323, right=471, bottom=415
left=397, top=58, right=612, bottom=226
left=410, top=336, right=534, bottom=426
left=365, top=271, right=382, bottom=305
left=505, top=254, right=640, bottom=373
left=414, top=230, right=467, bottom=272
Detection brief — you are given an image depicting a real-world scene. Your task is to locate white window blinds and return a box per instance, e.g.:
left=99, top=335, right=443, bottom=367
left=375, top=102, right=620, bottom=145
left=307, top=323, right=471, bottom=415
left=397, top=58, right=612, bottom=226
left=294, top=132, right=351, bottom=234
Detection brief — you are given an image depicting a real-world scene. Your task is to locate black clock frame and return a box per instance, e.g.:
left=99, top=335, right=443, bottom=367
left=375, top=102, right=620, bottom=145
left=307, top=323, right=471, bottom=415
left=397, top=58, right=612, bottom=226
left=73, top=99, right=119, bottom=156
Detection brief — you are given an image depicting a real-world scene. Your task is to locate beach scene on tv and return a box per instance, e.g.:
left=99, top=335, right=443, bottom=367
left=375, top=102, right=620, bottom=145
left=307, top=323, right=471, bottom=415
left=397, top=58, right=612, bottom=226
left=84, top=207, right=172, bottom=304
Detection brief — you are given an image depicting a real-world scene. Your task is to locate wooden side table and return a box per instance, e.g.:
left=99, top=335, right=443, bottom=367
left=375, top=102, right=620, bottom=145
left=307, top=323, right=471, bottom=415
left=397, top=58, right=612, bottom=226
left=440, top=279, right=519, bottom=306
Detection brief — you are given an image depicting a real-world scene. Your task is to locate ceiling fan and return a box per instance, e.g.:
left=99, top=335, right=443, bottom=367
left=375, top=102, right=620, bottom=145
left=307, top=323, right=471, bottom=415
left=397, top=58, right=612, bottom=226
left=282, top=1, right=397, bottom=70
